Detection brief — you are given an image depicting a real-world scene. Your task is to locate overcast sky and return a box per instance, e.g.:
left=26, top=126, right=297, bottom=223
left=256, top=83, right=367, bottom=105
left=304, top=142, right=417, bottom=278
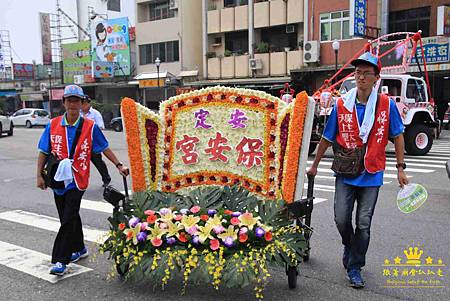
left=0, top=0, right=57, bottom=64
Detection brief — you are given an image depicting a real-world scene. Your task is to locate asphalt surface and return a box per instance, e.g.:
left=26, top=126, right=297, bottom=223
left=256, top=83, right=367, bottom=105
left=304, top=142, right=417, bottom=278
left=0, top=127, right=448, bottom=301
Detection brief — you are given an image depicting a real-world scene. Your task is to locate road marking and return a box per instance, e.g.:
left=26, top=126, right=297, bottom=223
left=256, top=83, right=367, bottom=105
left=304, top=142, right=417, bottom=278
left=314, top=167, right=410, bottom=179
left=304, top=183, right=335, bottom=192
left=314, top=197, right=328, bottom=204
left=0, top=240, right=92, bottom=284
left=308, top=161, right=434, bottom=173
left=81, top=199, right=113, bottom=214
left=0, top=210, right=107, bottom=243
left=386, top=157, right=448, bottom=165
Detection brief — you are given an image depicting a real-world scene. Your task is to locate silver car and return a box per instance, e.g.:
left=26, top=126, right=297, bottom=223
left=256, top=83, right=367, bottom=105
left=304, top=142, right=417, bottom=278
left=10, top=108, right=50, bottom=128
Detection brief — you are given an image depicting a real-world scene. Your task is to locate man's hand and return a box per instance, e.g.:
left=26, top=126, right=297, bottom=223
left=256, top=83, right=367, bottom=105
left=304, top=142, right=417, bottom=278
left=118, top=165, right=130, bottom=177
left=37, top=175, right=47, bottom=190
left=397, top=170, right=409, bottom=188
left=307, top=165, right=318, bottom=177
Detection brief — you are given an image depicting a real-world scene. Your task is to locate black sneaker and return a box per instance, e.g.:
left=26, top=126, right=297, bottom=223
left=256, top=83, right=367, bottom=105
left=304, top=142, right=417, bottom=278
left=347, top=269, right=365, bottom=288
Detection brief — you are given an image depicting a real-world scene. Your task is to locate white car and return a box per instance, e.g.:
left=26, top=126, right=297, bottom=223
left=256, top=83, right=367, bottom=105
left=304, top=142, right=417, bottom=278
left=10, top=108, right=50, bottom=128
left=0, top=110, right=13, bottom=136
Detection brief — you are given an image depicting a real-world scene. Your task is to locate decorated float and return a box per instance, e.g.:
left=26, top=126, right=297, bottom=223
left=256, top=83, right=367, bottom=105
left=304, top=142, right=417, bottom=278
left=100, top=86, right=315, bottom=299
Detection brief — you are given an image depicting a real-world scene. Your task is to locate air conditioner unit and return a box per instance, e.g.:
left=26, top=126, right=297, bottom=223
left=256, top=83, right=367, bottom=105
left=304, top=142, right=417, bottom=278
left=40, top=82, right=48, bottom=91
left=73, top=74, right=84, bottom=84
left=286, top=25, right=296, bottom=34
left=249, top=58, right=263, bottom=70
left=303, top=40, right=320, bottom=63
left=169, top=0, right=178, bottom=10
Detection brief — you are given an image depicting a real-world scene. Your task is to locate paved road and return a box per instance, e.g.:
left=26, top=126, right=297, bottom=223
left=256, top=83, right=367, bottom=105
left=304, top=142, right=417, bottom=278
left=0, top=127, right=448, bottom=301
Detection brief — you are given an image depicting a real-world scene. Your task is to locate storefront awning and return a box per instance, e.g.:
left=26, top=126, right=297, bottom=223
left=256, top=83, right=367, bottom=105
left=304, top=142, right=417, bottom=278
left=19, top=92, right=45, bottom=101
left=134, top=71, right=176, bottom=80
left=178, top=70, right=198, bottom=78
left=0, top=90, right=17, bottom=97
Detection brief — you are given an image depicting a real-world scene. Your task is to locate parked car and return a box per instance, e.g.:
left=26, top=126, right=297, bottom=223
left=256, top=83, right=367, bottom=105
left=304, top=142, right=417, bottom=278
left=10, top=108, right=50, bottom=128
left=110, top=117, right=123, bottom=132
left=0, top=110, right=13, bottom=136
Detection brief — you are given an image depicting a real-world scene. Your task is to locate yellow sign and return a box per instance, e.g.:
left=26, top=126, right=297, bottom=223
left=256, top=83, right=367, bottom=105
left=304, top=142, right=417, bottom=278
left=139, top=79, right=165, bottom=88
left=382, top=245, right=446, bottom=289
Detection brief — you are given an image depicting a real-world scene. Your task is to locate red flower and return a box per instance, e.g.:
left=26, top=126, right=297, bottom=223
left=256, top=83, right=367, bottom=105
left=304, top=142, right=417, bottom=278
left=126, top=231, right=133, bottom=239
left=239, top=233, right=248, bottom=243
left=118, top=223, right=126, bottom=231
left=224, top=209, right=233, bottom=215
left=147, top=214, right=157, bottom=224
left=230, top=217, right=240, bottom=225
left=210, top=239, right=220, bottom=250
left=174, top=214, right=183, bottom=221
left=264, top=232, right=273, bottom=241
left=178, top=232, right=188, bottom=243
left=151, top=238, right=163, bottom=247
left=200, top=214, right=209, bottom=221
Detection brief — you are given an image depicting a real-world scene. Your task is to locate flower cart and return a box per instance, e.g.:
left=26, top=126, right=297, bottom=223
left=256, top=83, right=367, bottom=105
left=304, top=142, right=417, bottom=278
left=101, top=87, right=316, bottom=299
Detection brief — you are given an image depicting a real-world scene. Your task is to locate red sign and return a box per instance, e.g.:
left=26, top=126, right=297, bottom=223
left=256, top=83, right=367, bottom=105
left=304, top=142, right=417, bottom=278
left=13, top=63, right=34, bottom=80
left=51, top=89, right=64, bottom=100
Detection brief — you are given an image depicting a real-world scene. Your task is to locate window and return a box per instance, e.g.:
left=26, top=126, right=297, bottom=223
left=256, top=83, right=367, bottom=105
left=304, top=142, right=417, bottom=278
left=149, top=0, right=175, bottom=21
left=139, top=41, right=179, bottom=65
left=389, top=7, right=430, bottom=38
left=320, top=10, right=350, bottom=41
left=406, top=79, right=426, bottom=102
left=107, top=0, right=121, bottom=12
left=224, top=0, right=248, bottom=7
left=225, top=31, right=249, bottom=54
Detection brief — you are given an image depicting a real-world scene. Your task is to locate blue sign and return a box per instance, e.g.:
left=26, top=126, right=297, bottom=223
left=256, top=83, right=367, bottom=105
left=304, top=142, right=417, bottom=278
left=353, top=0, right=366, bottom=37
left=412, top=42, right=449, bottom=64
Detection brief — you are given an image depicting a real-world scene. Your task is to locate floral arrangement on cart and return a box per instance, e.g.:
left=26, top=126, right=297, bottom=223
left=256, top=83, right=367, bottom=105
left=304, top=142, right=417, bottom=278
left=100, top=86, right=315, bottom=299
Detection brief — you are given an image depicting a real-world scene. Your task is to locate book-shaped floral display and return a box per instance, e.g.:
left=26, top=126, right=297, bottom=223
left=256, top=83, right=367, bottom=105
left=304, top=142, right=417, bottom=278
left=101, top=87, right=315, bottom=299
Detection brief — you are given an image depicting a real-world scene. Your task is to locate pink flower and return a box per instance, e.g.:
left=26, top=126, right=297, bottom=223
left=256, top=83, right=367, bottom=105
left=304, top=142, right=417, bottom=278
left=210, top=239, right=220, bottom=250
left=140, top=222, right=148, bottom=231
left=239, top=227, right=248, bottom=235
left=190, top=206, right=201, bottom=214
left=151, top=238, right=163, bottom=247
left=186, top=225, right=198, bottom=235
left=174, top=214, right=183, bottom=221
left=230, top=217, right=240, bottom=225
left=144, top=210, right=155, bottom=216
left=213, top=225, right=225, bottom=234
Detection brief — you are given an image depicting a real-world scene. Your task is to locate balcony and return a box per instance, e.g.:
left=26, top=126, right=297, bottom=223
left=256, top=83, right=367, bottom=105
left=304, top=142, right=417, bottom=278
left=220, top=7, right=235, bottom=32
left=208, top=9, right=221, bottom=34
left=269, top=0, right=286, bottom=27
left=234, top=5, right=248, bottom=31
left=287, top=0, right=303, bottom=23
left=207, top=50, right=304, bottom=79
left=254, top=1, right=269, bottom=28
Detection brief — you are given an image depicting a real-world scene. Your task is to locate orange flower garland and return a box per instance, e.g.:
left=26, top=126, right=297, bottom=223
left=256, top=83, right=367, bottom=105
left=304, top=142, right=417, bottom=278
left=121, top=98, right=147, bottom=191
left=281, top=91, right=309, bottom=203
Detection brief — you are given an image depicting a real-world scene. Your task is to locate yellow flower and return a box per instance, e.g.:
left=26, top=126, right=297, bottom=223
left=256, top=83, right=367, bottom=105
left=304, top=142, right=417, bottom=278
left=147, top=225, right=167, bottom=240
left=180, top=215, right=200, bottom=230
left=197, top=223, right=214, bottom=243
left=206, top=215, right=224, bottom=228
left=124, top=225, right=141, bottom=245
left=165, top=220, right=183, bottom=237
left=217, top=225, right=238, bottom=241
left=238, top=212, right=260, bottom=230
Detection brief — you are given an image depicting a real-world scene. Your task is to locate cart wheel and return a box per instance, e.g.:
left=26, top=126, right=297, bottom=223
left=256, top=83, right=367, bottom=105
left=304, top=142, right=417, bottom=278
left=287, top=266, right=298, bottom=289
left=116, top=263, right=129, bottom=277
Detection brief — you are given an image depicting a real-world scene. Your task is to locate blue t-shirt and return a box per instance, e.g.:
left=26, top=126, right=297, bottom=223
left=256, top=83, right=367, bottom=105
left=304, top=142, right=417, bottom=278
left=38, top=114, right=109, bottom=195
left=323, top=98, right=404, bottom=187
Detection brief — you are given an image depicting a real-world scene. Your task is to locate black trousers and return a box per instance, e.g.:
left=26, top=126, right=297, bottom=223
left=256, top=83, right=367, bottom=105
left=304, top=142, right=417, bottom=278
left=91, top=152, right=111, bottom=184
left=51, top=189, right=85, bottom=264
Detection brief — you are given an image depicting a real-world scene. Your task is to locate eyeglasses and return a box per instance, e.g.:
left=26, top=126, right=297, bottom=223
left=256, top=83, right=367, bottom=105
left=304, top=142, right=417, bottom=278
left=355, top=70, right=376, bottom=78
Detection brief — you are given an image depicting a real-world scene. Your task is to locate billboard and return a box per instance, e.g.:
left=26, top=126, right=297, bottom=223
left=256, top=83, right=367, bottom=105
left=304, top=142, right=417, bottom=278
left=91, top=17, right=131, bottom=78
left=349, top=0, right=366, bottom=37
left=411, top=36, right=449, bottom=64
left=62, top=41, right=93, bottom=83
left=13, top=63, right=34, bottom=80
left=39, top=12, right=52, bottom=65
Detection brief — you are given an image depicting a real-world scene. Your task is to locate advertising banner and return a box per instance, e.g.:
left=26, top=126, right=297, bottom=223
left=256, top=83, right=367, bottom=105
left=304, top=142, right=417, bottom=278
left=62, top=41, right=93, bottom=84
left=411, top=36, right=449, bottom=64
left=39, top=13, right=52, bottom=65
left=13, top=63, right=34, bottom=80
left=91, top=17, right=131, bottom=78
